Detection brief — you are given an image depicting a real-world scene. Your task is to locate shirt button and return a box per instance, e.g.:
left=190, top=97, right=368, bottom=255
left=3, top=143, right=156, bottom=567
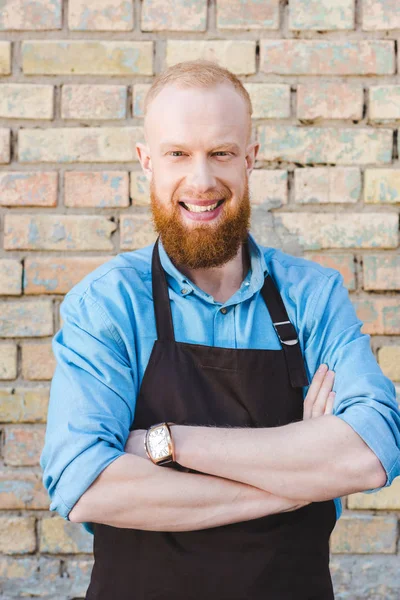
left=181, top=288, right=189, bottom=295
left=220, top=307, right=227, bottom=314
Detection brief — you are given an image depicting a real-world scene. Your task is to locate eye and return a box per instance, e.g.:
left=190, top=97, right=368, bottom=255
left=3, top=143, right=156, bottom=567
left=169, top=151, right=185, bottom=157
left=212, top=152, right=231, bottom=157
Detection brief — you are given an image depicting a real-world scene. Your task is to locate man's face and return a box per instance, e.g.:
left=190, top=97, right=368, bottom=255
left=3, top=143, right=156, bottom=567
left=137, top=82, right=259, bottom=269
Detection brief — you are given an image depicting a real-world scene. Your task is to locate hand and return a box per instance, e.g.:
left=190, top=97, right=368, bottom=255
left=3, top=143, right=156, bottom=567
left=124, top=429, right=147, bottom=459
left=303, top=364, right=335, bottom=420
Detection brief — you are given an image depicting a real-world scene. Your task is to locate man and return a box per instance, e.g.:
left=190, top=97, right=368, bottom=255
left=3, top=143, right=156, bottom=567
left=41, top=60, right=400, bottom=599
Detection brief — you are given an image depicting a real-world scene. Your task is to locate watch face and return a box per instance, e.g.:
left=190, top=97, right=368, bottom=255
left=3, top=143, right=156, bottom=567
left=148, top=426, right=171, bottom=460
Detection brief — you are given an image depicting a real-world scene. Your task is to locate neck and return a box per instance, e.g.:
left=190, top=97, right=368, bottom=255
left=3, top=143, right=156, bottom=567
left=176, top=242, right=250, bottom=304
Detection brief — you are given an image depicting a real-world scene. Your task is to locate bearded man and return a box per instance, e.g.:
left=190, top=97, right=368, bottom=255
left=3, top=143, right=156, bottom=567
left=41, top=60, right=400, bottom=600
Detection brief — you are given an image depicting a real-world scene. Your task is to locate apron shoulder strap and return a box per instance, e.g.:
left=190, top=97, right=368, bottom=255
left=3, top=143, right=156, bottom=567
left=151, top=237, right=175, bottom=342
left=261, top=274, right=309, bottom=389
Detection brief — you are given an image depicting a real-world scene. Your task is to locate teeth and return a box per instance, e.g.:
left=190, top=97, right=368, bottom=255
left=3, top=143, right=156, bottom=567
left=183, top=202, right=219, bottom=213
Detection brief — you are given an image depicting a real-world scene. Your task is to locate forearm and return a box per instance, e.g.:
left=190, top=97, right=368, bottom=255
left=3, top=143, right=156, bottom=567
left=173, top=415, right=386, bottom=501
left=68, top=453, right=308, bottom=531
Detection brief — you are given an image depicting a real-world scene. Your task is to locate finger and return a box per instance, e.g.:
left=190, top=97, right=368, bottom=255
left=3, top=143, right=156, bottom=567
left=324, top=392, right=336, bottom=416
left=311, top=370, right=335, bottom=418
left=303, top=364, right=328, bottom=420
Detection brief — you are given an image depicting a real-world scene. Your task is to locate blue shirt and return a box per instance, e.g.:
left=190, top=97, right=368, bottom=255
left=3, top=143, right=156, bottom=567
left=40, top=234, right=400, bottom=535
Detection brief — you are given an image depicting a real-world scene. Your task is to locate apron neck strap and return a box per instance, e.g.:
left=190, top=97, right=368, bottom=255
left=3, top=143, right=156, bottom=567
left=151, top=237, right=175, bottom=342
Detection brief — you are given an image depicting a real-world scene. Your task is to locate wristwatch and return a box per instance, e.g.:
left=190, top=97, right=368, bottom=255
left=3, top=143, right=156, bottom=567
left=144, top=422, right=176, bottom=466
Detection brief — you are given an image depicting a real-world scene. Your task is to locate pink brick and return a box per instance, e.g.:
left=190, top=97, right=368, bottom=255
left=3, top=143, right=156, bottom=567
left=0, top=128, right=10, bottom=163
left=353, top=297, right=400, bottom=335
left=0, top=84, right=53, bottom=119
left=294, top=168, right=361, bottom=204
left=142, top=0, right=207, bottom=31
left=0, top=300, right=53, bottom=337
left=363, top=0, right=400, bottom=30
left=3, top=426, right=45, bottom=466
left=68, top=0, right=134, bottom=31
left=289, top=0, right=355, bottom=30
left=363, top=255, right=400, bottom=290
left=0, top=172, right=57, bottom=207
left=0, top=0, right=61, bottom=30
left=61, top=85, right=126, bottom=120
left=297, top=83, right=363, bottom=120
left=120, top=214, right=157, bottom=250
left=132, top=84, right=151, bottom=117
left=64, top=171, right=129, bottom=207
left=0, top=259, right=22, bottom=295
left=305, top=254, right=356, bottom=290
left=21, top=343, right=56, bottom=380
left=130, top=172, right=150, bottom=205
left=217, top=0, right=279, bottom=30
left=244, top=83, right=291, bottom=119
left=250, top=170, right=288, bottom=207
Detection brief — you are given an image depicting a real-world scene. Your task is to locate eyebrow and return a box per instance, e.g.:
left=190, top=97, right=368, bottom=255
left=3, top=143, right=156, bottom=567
left=159, top=142, right=241, bottom=152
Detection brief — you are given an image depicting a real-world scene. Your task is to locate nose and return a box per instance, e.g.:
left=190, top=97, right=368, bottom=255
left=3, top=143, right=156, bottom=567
left=186, top=156, right=217, bottom=194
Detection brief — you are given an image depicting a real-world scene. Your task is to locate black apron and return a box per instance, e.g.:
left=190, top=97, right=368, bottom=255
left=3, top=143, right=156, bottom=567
left=86, top=237, right=337, bottom=600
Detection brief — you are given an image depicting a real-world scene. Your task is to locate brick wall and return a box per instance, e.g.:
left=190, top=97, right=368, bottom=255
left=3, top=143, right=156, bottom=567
left=0, top=0, right=399, bottom=598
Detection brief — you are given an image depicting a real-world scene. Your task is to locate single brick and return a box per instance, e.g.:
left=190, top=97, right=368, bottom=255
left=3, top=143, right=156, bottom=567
left=130, top=172, right=150, bottom=205
left=18, top=127, right=143, bottom=163
left=257, top=126, right=392, bottom=165
left=166, top=40, right=256, bottom=75
left=0, top=0, right=61, bottom=30
left=348, top=477, right=400, bottom=509
left=0, top=470, right=49, bottom=509
left=0, top=344, right=17, bottom=379
left=297, top=83, right=363, bottom=120
left=132, top=83, right=151, bottom=117
left=331, top=514, right=397, bottom=553
left=64, top=171, right=129, bottom=207
left=370, top=86, right=400, bottom=121
left=0, top=387, right=49, bottom=422
left=353, top=297, right=400, bottom=335
left=0, top=300, right=53, bottom=337
left=0, top=259, right=22, bottom=295
left=331, top=555, right=400, bottom=599
left=0, top=172, right=57, bottom=207
left=0, top=516, right=36, bottom=554
left=364, top=169, right=400, bottom=204
left=0, top=128, right=10, bottom=163
left=378, top=346, right=400, bottom=381
left=0, top=557, right=61, bottom=597
left=69, top=0, right=134, bottom=30
left=22, top=41, right=153, bottom=75
left=294, top=168, right=361, bottom=204
left=21, top=343, right=56, bottom=380
left=24, top=256, right=113, bottom=295
left=274, top=213, right=398, bottom=250
left=0, top=41, right=11, bottom=74
left=289, top=0, right=355, bottom=30
left=305, top=254, right=356, bottom=290
left=363, top=0, right=400, bottom=30
left=260, top=40, right=394, bottom=75
left=250, top=169, right=288, bottom=208
left=217, top=0, right=279, bottom=30
left=40, top=516, right=93, bottom=554
left=3, top=425, right=45, bottom=466
left=244, top=84, right=290, bottom=119
left=63, top=559, right=94, bottom=598
left=61, top=84, right=126, bottom=120
left=142, top=0, right=207, bottom=31
left=4, top=215, right=116, bottom=251
left=120, top=214, right=157, bottom=250
left=363, top=255, right=400, bottom=291
left=0, top=84, right=53, bottom=119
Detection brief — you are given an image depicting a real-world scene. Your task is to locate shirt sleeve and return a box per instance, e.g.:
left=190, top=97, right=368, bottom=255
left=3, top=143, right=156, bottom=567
left=40, top=291, right=136, bottom=526
left=303, top=271, right=400, bottom=492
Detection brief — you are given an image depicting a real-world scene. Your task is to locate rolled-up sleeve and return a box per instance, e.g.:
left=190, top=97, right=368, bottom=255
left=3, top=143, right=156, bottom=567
left=304, top=271, right=400, bottom=492
left=40, top=291, right=136, bottom=524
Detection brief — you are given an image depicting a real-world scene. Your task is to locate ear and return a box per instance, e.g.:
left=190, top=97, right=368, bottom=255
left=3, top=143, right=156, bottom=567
left=136, top=142, right=153, bottom=182
left=245, top=141, right=260, bottom=178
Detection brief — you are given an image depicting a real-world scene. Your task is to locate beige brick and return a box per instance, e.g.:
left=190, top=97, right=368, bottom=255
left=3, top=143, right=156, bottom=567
left=40, top=516, right=93, bottom=554
left=331, top=514, right=397, bottom=553
left=61, top=84, right=126, bottom=120
left=132, top=83, right=151, bottom=117
left=0, top=300, right=53, bottom=337
left=166, top=40, right=256, bottom=75
left=3, top=425, right=45, bottom=466
left=61, top=559, right=93, bottom=597
left=260, top=40, right=394, bottom=75
left=363, top=255, right=400, bottom=291
left=297, top=83, right=363, bottom=120
left=370, top=86, right=400, bottom=121
left=22, top=41, right=153, bottom=75
left=0, top=84, right=53, bottom=119
left=0, top=344, right=17, bottom=380
left=217, top=0, right=279, bottom=30
left=257, top=126, right=392, bottom=165
left=0, top=470, right=49, bottom=509
left=0, top=259, right=22, bottom=295
left=365, top=169, right=400, bottom=204
left=378, top=346, right=400, bottom=381
left=0, top=128, right=10, bottom=163
left=0, top=41, right=11, bottom=74
left=0, top=0, right=61, bottom=30
left=24, top=256, right=113, bottom=295
left=69, top=0, right=134, bottom=30
left=363, top=0, right=400, bottom=30
left=0, top=387, right=49, bottom=423
left=120, top=214, right=157, bottom=250
left=142, top=0, right=207, bottom=31
left=274, top=213, right=398, bottom=250
left=244, top=83, right=290, bottom=119
left=4, top=215, right=116, bottom=251
left=305, top=254, right=356, bottom=290
left=18, top=127, right=143, bottom=163
left=289, top=0, right=355, bottom=30
left=0, top=556, right=61, bottom=594
left=250, top=169, right=288, bottom=208
left=353, top=297, right=400, bottom=335
left=294, top=168, right=361, bottom=204
left=130, top=171, right=150, bottom=205
left=64, top=171, right=129, bottom=207
left=0, top=172, right=57, bottom=207
left=348, top=477, right=400, bottom=509
left=0, top=516, right=36, bottom=554
left=21, top=343, right=56, bottom=380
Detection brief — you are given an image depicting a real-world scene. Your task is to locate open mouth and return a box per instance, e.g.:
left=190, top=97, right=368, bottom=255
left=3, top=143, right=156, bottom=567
left=179, top=199, right=225, bottom=213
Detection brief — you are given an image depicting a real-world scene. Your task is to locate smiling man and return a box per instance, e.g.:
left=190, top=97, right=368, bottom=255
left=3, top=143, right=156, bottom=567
left=41, top=61, right=400, bottom=600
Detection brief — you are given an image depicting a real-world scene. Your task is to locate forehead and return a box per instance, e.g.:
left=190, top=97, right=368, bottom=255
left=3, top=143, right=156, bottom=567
left=145, top=83, right=249, bottom=147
